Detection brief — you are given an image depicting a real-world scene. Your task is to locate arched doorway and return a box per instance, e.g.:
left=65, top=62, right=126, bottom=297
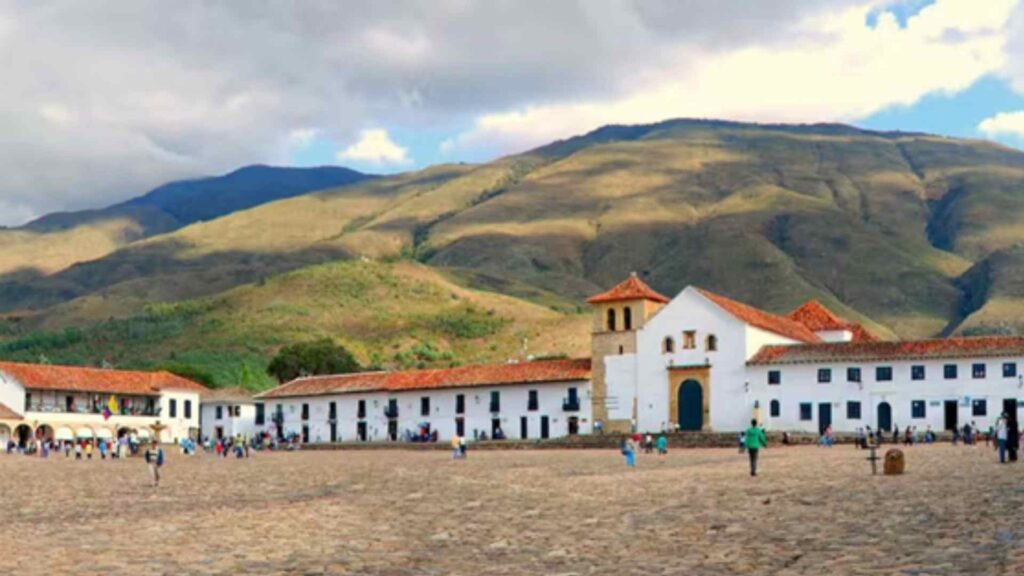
left=14, top=424, right=32, bottom=448
left=35, top=424, right=54, bottom=442
left=677, top=380, right=703, bottom=431
left=877, top=402, right=892, bottom=433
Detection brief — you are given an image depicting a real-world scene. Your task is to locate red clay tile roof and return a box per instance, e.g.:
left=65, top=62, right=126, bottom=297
left=257, top=358, right=592, bottom=399
left=0, top=362, right=208, bottom=395
left=696, top=289, right=821, bottom=344
left=587, top=273, right=670, bottom=304
left=0, top=402, right=22, bottom=420
left=748, top=336, right=1024, bottom=365
left=787, top=300, right=877, bottom=342
left=201, top=386, right=256, bottom=403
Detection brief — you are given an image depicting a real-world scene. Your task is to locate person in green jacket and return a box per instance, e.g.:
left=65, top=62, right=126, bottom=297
left=745, top=419, right=767, bottom=477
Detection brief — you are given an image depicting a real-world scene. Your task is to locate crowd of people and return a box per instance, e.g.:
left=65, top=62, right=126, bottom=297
left=4, top=433, right=144, bottom=459
left=845, top=415, right=1023, bottom=465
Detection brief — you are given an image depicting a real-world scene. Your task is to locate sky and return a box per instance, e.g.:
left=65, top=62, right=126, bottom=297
left=2, top=0, right=1024, bottom=226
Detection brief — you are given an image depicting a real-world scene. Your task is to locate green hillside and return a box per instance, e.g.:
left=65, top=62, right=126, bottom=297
left=4, top=118, right=1024, bottom=386
left=0, top=260, right=589, bottom=389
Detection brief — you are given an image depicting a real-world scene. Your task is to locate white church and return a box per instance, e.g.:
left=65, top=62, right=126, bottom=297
left=239, top=273, right=1024, bottom=442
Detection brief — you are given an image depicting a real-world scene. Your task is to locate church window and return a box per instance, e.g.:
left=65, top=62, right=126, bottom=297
left=663, top=337, right=674, bottom=354
left=606, top=309, right=616, bottom=331
left=623, top=307, right=632, bottom=330
left=706, top=334, right=718, bottom=351
left=683, top=331, right=696, bottom=349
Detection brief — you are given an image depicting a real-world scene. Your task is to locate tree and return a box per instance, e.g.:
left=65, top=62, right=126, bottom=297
left=156, top=363, right=217, bottom=388
left=267, top=339, right=361, bottom=383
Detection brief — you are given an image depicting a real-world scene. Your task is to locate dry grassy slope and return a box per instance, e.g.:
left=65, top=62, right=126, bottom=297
left=422, top=124, right=1024, bottom=337
left=0, top=164, right=474, bottom=313
left=0, top=205, right=177, bottom=277
left=0, top=259, right=589, bottom=389
left=0, top=165, right=369, bottom=280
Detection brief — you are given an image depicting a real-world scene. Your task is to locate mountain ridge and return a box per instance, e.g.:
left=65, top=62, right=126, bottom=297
left=4, top=118, right=1024, bottom=386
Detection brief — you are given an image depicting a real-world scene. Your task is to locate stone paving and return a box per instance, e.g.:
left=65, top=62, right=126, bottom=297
left=1, top=443, right=1023, bottom=575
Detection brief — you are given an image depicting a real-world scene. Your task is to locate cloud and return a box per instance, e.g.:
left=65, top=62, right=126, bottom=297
left=288, top=128, right=320, bottom=149
left=337, top=129, right=411, bottom=165
left=0, top=0, right=1021, bottom=226
left=444, top=0, right=1020, bottom=155
left=979, top=110, right=1024, bottom=136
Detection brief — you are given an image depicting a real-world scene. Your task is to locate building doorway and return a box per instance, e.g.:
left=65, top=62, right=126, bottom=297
left=567, top=416, right=580, bottom=435
left=677, top=380, right=703, bottom=431
left=35, top=424, right=55, bottom=442
left=520, top=416, right=528, bottom=440
left=491, top=418, right=501, bottom=439
left=357, top=421, right=368, bottom=442
left=818, top=403, right=832, bottom=435
left=1004, top=398, right=1018, bottom=426
left=387, top=420, right=398, bottom=441
left=944, top=400, right=958, bottom=432
left=14, top=424, right=32, bottom=448
left=540, top=416, right=550, bottom=439
left=877, top=402, right=892, bottom=433
left=329, top=422, right=337, bottom=443
left=455, top=417, right=465, bottom=438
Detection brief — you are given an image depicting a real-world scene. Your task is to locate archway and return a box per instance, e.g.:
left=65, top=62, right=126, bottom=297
left=55, top=426, right=74, bottom=444
left=877, top=402, right=892, bottom=433
left=14, top=424, right=32, bottom=448
left=75, top=427, right=95, bottom=443
left=677, top=380, right=704, bottom=431
left=35, top=424, right=54, bottom=442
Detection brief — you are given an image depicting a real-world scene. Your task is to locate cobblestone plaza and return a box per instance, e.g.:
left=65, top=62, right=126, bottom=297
left=1, top=444, right=1022, bottom=575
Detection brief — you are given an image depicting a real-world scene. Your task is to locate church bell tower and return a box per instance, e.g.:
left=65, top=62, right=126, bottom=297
left=587, top=272, right=669, bottom=432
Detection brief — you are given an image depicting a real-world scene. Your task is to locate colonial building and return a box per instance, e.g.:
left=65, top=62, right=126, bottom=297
left=0, top=362, right=206, bottom=448
left=591, top=274, right=1021, bottom=435
left=199, top=386, right=259, bottom=440
left=254, top=359, right=591, bottom=443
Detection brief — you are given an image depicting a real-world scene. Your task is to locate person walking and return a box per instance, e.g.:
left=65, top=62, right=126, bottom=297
left=996, top=414, right=1008, bottom=464
left=451, top=433, right=462, bottom=460
left=144, top=440, right=164, bottom=487
left=621, top=436, right=636, bottom=468
left=745, top=419, right=767, bottom=477
left=656, top=433, right=668, bottom=456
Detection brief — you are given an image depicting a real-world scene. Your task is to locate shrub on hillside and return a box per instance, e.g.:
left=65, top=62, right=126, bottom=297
left=430, top=306, right=507, bottom=339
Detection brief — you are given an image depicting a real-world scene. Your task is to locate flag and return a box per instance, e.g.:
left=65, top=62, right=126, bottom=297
left=107, top=395, right=118, bottom=418
left=102, top=406, right=111, bottom=421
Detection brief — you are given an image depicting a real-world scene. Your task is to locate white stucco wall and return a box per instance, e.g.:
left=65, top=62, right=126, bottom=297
left=625, top=288, right=800, bottom=433
left=258, top=380, right=591, bottom=443
left=160, top=391, right=201, bottom=443
left=750, top=357, right=1024, bottom=433
left=0, top=371, right=26, bottom=415
left=200, top=402, right=258, bottom=440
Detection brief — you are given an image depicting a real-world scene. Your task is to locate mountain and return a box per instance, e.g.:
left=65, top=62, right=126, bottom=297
left=4, top=118, right=1024, bottom=386
left=0, top=165, right=371, bottom=278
